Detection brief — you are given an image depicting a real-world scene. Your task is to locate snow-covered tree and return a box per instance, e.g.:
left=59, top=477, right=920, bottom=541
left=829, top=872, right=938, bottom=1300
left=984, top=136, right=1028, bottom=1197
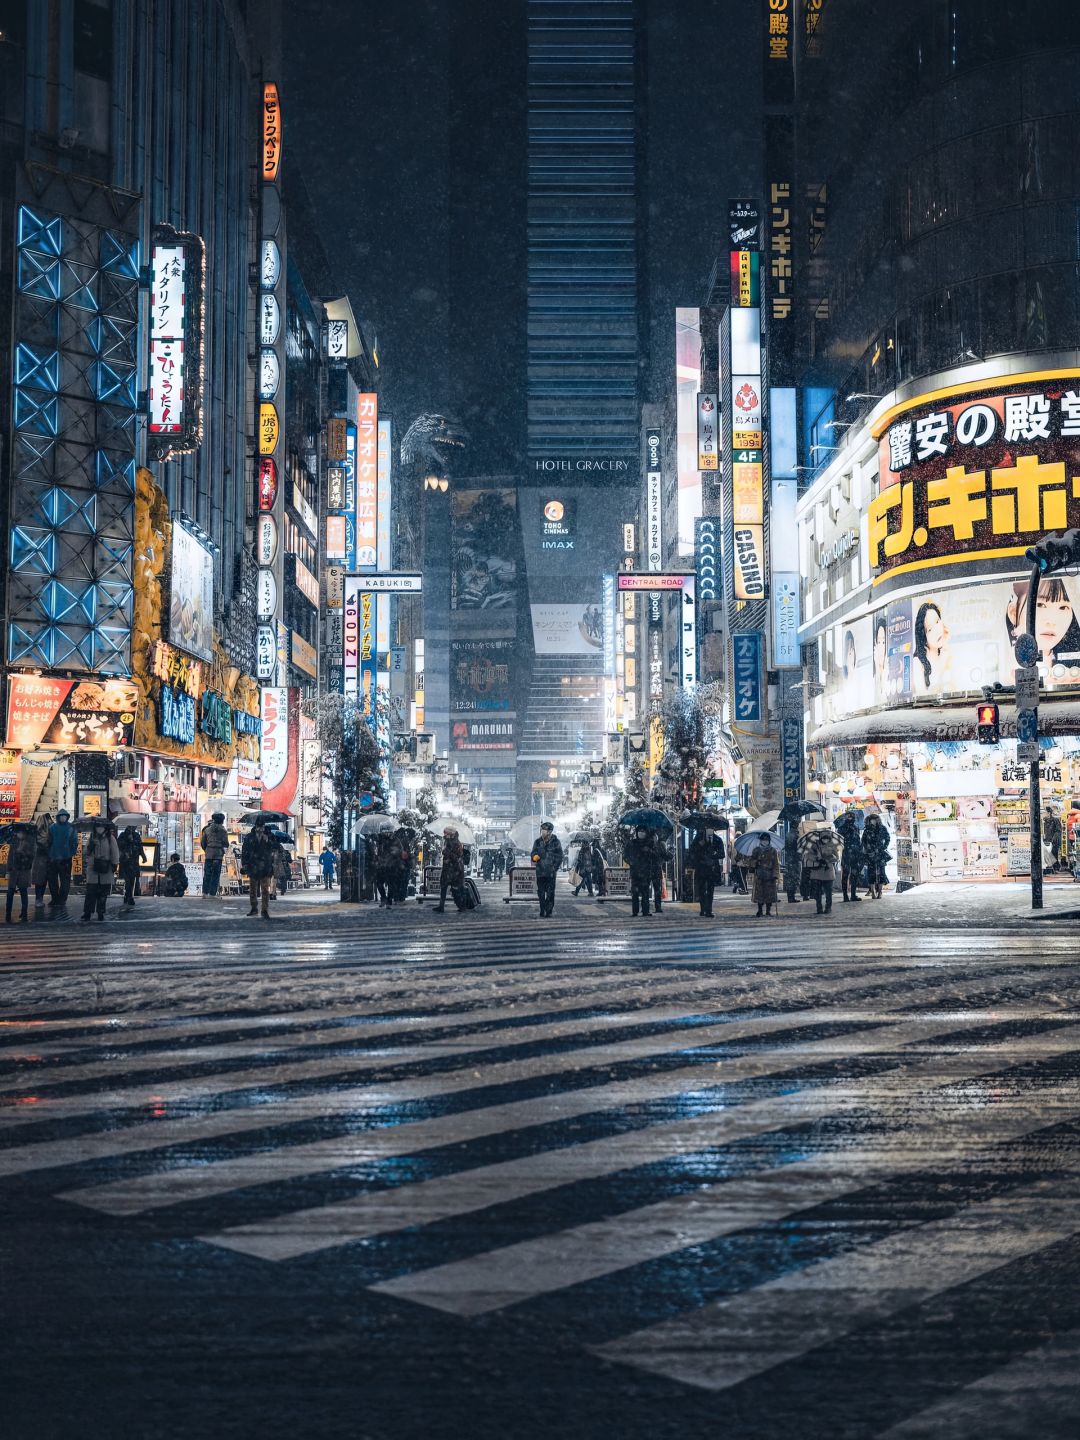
left=302, top=693, right=387, bottom=848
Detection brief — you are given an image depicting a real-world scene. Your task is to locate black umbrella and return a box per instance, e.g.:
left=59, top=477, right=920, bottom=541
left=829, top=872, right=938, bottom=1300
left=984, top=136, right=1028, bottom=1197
left=619, top=808, right=674, bottom=835
left=779, top=799, right=826, bottom=823
left=679, top=812, right=730, bottom=831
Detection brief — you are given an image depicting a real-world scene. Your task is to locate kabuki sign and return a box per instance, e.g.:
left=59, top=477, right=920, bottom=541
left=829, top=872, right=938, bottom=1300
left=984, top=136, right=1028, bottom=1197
left=147, top=225, right=205, bottom=460
left=869, top=372, right=1080, bottom=585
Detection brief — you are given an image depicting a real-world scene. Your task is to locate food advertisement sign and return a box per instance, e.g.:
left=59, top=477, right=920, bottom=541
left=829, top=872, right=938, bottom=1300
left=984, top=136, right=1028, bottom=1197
left=5, top=676, right=138, bottom=749
left=0, top=750, right=21, bottom=820
left=870, top=374, right=1080, bottom=587
left=147, top=227, right=205, bottom=461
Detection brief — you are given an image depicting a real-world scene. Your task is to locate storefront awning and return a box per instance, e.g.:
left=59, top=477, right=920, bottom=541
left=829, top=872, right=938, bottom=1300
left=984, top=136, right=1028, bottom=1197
left=809, top=701, right=1080, bottom=748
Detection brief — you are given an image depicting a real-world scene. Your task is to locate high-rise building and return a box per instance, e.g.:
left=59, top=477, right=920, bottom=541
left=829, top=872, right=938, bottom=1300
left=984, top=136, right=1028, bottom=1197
left=788, top=0, right=1080, bottom=886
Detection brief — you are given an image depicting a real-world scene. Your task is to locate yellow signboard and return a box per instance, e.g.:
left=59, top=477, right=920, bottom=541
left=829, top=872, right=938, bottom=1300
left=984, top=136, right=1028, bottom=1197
left=258, top=403, right=279, bottom=456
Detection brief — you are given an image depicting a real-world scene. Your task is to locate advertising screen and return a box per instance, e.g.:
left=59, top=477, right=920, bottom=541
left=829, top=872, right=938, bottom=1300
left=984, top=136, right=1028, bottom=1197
left=168, top=525, right=215, bottom=661
left=452, top=490, right=518, bottom=609
left=530, top=604, right=604, bottom=656
left=450, top=639, right=516, bottom=712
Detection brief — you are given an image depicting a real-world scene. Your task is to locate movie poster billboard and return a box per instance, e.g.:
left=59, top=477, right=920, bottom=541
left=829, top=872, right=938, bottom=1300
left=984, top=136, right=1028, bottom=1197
left=530, top=603, right=604, bottom=656
left=452, top=490, right=518, bottom=609
left=450, top=639, right=516, bottom=712
left=168, top=525, right=215, bottom=661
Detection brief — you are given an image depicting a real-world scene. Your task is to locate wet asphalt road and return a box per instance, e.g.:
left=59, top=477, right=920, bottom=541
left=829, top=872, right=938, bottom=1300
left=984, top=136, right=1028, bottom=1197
left=3, top=883, right=1080, bottom=1439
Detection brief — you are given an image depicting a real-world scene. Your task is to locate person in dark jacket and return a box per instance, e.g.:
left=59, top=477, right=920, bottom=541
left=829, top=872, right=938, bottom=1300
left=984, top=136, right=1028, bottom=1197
left=650, top=837, right=669, bottom=913
left=47, top=809, right=79, bottom=905
left=861, top=813, right=891, bottom=899
left=798, top=823, right=841, bottom=915
left=32, top=815, right=51, bottom=908
left=783, top=824, right=803, bottom=904
left=531, top=822, right=563, bottom=916
left=748, top=833, right=781, bottom=917
left=117, top=825, right=147, bottom=907
left=163, top=853, right=189, bottom=896
left=199, top=813, right=229, bottom=895
left=391, top=827, right=415, bottom=903
left=836, top=810, right=864, bottom=902
left=81, top=820, right=119, bottom=922
left=591, top=840, right=608, bottom=896
left=623, top=826, right=655, bottom=917
left=435, top=826, right=465, bottom=912
left=241, top=819, right=278, bottom=918
left=573, top=839, right=597, bottom=896
left=5, top=825, right=36, bottom=923
left=688, top=829, right=724, bottom=917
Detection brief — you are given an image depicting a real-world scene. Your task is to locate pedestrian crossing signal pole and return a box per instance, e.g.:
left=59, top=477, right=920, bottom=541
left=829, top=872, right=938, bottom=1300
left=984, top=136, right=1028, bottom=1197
left=1022, top=528, right=1080, bottom=910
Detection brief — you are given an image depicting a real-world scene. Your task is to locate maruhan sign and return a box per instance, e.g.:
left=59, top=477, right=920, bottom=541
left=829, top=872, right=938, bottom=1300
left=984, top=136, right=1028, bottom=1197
left=533, top=458, right=632, bottom=474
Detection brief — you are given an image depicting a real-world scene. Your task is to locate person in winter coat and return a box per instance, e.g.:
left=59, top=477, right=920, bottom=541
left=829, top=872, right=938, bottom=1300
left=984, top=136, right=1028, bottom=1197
left=320, top=848, right=337, bottom=890
left=836, top=810, right=864, bottom=903
left=748, top=833, right=781, bottom=917
left=241, top=818, right=278, bottom=918
left=623, top=826, right=656, bottom=918
left=32, top=815, right=51, bottom=908
left=573, top=840, right=597, bottom=896
left=272, top=838, right=292, bottom=897
left=687, top=829, right=725, bottom=917
left=650, top=838, right=669, bottom=913
left=199, top=813, right=230, bottom=896
left=5, top=825, right=36, bottom=923
left=591, top=840, right=608, bottom=897
left=531, top=821, right=563, bottom=916
left=861, top=813, right=891, bottom=899
left=47, top=809, right=79, bottom=905
left=435, top=826, right=466, bottom=912
left=163, top=853, right=189, bottom=896
left=783, top=824, right=803, bottom=904
left=117, top=825, right=147, bottom=907
left=391, top=827, right=415, bottom=902
left=81, top=820, right=119, bottom=922
left=797, top=823, right=841, bottom=915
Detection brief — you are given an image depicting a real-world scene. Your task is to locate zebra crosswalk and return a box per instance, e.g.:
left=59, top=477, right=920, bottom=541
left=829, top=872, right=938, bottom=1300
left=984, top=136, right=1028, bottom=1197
left=3, top=911, right=1080, bottom=1434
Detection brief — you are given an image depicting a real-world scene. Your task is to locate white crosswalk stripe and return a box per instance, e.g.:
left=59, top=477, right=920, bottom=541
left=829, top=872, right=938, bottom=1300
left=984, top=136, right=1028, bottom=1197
left=5, top=913, right=1080, bottom=1430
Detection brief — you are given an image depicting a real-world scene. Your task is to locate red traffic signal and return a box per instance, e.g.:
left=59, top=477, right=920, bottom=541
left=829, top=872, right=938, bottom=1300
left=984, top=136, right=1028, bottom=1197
left=976, top=703, right=999, bottom=745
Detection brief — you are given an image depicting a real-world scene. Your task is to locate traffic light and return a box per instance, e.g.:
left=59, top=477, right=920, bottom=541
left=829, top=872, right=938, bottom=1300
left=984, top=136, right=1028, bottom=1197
left=1026, top=530, right=1080, bottom=573
left=976, top=702, right=999, bottom=745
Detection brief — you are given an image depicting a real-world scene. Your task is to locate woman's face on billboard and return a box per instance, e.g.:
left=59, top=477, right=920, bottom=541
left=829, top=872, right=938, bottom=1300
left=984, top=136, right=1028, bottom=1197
left=1036, top=592, right=1074, bottom=653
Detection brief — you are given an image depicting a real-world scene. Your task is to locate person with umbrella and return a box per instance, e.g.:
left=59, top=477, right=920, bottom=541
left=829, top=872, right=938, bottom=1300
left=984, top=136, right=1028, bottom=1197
left=199, top=812, right=230, bottom=896
left=836, top=809, right=864, bottom=903
left=4, top=824, right=36, bottom=924
left=798, top=820, right=842, bottom=915
left=391, top=824, right=416, bottom=903
left=434, top=825, right=466, bottom=913
left=623, top=824, right=656, bottom=918
left=747, top=832, right=781, bottom=917
left=80, top=818, right=119, bottom=923
left=531, top=821, right=563, bottom=917
left=687, top=826, right=724, bottom=917
left=117, top=823, right=147, bottom=908
left=861, top=812, right=891, bottom=899
left=241, top=817, right=278, bottom=919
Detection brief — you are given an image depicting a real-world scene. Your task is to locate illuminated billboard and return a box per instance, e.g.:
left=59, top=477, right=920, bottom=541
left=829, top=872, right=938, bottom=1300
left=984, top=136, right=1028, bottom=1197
left=168, top=524, right=214, bottom=662
left=147, top=226, right=205, bottom=460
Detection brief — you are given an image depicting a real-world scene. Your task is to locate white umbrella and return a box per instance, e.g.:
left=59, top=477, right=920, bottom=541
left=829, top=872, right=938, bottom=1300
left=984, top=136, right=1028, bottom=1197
left=359, top=814, right=396, bottom=835
left=508, top=816, right=560, bottom=851
left=430, top=817, right=475, bottom=846
left=112, top=812, right=151, bottom=831
left=751, top=808, right=783, bottom=832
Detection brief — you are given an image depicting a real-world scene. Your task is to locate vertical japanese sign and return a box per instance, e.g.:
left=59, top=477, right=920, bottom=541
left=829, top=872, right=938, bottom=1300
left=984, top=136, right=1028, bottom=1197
left=729, top=199, right=767, bottom=602
left=147, top=227, right=205, bottom=460
left=255, top=83, right=286, bottom=683
left=763, top=0, right=794, bottom=106
left=680, top=577, right=697, bottom=690
left=781, top=711, right=803, bottom=801
left=376, top=419, right=393, bottom=662
left=603, top=574, right=617, bottom=732
left=646, top=419, right=663, bottom=572
left=697, top=394, right=719, bottom=470
left=356, top=394, right=378, bottom=728
left=732, top=633, right=763, bottom=721
left=772, top=572, right=801, bottom=667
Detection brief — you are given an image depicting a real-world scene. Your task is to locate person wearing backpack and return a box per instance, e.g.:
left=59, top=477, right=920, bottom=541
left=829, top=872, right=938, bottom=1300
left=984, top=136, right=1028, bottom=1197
left=241, top=818, right=278, bottom=919
left=199, top=812, right=229, bottom=896
left=81, top=820, right=119, bottom=923
left=117, top=825, right=147, bottom=907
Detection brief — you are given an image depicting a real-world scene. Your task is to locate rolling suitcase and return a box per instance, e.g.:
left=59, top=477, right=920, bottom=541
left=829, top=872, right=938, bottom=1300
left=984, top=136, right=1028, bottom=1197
left=463, top=877, right=481, bottom=910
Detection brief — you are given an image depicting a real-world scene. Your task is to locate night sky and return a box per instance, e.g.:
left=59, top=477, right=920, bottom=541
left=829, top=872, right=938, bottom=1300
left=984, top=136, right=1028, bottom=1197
left=285, top=0, right=760, bottom=465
